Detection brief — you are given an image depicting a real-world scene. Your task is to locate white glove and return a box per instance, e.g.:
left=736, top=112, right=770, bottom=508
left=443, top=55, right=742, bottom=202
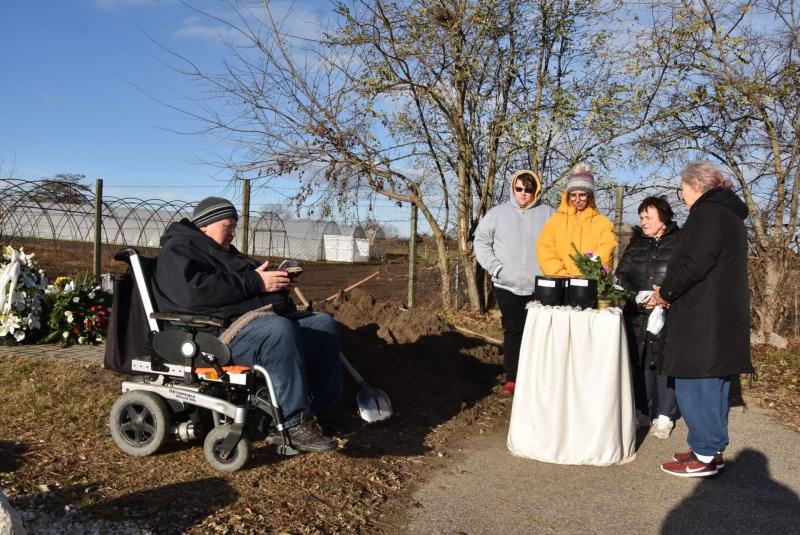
left=647, top=306, right=666, bottom=335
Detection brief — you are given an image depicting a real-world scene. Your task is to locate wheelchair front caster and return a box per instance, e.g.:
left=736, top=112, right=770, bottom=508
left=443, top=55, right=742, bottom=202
left=109, top=391, right=170, bottom=457
left=204, top=425, right=251, bottom=472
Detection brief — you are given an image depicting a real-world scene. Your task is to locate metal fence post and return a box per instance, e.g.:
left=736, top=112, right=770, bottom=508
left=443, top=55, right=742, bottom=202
left=240, top=178, right=251, bottom=255
left=407, top=204, right=418, bottom=308
left=93, top=178, right=103, bottom=279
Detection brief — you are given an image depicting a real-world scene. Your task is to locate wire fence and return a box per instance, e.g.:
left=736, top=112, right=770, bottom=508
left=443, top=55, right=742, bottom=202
left=0, top=179, right=388, bottom=263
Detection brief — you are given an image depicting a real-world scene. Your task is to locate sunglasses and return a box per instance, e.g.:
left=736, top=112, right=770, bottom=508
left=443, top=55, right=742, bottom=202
left=514, top=186, right=534, bottom=194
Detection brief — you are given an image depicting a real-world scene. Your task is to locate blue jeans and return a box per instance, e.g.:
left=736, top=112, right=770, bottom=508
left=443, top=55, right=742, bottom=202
left=228, top=312, right=343, bottom=428
left=675, top=377, right=731, bottom=456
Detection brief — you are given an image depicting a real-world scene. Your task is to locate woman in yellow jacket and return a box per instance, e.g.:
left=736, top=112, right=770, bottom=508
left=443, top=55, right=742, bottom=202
left=536, top=163, right=617, bottom=275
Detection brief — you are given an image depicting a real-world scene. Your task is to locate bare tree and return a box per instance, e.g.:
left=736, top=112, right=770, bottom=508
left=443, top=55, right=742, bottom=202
left=633, top=0, right=800, bottom=335
left=29, top=173, right=91, bottom=204
left=171, top=0, right=659, bottom=309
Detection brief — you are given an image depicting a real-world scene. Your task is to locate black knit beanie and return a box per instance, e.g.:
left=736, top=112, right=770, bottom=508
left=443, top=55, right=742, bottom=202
left=192, top=197, right=238, bottom=228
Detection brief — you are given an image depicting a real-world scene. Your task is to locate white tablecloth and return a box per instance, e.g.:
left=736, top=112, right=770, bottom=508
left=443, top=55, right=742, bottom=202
left=507, top=302, right=637, bottom=465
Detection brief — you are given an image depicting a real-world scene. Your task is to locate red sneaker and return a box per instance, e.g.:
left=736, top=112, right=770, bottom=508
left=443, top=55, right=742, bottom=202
left=672, top=450, right=725, bottom=470
left=661, top=453, right=719, bottom=478
left=500, top=381, right=516, bottom=396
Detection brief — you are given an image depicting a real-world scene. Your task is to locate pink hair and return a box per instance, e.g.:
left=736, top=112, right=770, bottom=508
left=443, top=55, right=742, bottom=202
left=681, top=161, right=733, bottom=191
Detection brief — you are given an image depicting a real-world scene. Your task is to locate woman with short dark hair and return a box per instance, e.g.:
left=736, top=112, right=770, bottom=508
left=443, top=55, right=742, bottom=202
left=616, top=196, right=680, bottom=439
left=654, top=161, right=753, bottom=478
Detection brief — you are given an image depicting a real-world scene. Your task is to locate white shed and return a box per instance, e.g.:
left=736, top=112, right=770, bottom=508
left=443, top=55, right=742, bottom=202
left=283, top=219, right=341, bottom=261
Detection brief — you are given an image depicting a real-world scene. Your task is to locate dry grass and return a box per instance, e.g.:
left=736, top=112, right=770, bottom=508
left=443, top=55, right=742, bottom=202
left=0, top=355, right=509, bottom=534
left=744, top=343, right=800, bottom=432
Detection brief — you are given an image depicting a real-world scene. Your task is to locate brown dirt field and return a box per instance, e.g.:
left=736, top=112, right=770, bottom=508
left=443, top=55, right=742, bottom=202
left=3, top=236, right=444, bottom=308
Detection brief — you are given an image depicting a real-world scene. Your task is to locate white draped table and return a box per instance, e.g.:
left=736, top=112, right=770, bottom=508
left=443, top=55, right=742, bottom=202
left=507, top=302, right=637, bottom=465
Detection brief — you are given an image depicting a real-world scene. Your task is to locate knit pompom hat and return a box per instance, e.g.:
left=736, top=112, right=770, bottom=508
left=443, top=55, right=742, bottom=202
left=192, top=197, right=238, bottom=228
left=566, top=163, right=595, bottom=195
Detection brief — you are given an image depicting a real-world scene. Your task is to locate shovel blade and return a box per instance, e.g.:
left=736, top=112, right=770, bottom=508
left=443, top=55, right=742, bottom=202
left=356, top=387, right=392, bottom=423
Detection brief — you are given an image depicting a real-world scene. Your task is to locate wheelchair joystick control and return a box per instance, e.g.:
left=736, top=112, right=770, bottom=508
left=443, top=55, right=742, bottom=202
left=180, top=340, right=197, bottom=357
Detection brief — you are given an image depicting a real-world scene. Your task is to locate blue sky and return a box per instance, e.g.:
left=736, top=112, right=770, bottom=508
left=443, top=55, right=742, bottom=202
left=1, top=1, right=664, bottom=234
left=2, top=1, right=222, bottom=188
left=1, top=0, right=415, bottom=227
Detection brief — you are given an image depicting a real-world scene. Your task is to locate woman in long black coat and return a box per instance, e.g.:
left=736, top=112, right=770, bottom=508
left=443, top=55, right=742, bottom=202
left=654, top=161, right=753, bottom=478
left=615, top=197, right=680, bottom=439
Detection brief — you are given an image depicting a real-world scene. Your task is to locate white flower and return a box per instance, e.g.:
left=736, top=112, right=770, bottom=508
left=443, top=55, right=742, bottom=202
left=77, top=336, right=86, bottom=344
left=14, top=330, right=25, bottom=342
left=88, top=292, right=96, bottom=299
left=590, top=254, right=601, bottom=262
left=64, top=311, right=74, bottom=323
left=62, top=331, right=69, bottom=338
left=72, top=297, right=79, bottom=303
left=64, top=281, right=75, bottom=294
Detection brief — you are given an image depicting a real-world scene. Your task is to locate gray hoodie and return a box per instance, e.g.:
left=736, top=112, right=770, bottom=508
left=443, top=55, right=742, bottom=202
left=474, top=173, right=554, bottom=296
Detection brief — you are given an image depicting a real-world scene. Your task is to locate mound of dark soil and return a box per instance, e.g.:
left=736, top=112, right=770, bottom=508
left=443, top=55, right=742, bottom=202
left=316, top=289, right=504, bottom=458
left=319, top=288, right=447, bottom=345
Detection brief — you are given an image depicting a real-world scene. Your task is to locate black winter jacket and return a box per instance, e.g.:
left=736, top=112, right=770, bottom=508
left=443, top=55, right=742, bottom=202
left=152, top=219, right=294, bottom=330
left=615, top=222, right=681, bottom=367
left=659, top=188, right=753, bottom=378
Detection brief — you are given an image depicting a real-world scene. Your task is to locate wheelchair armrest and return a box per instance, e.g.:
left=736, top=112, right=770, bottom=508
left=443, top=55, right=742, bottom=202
left=150, top=312, right=226, bottom=329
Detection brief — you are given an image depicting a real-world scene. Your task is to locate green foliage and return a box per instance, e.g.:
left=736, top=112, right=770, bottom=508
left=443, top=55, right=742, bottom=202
left=44, top=278, right=111, bottom=347
left=570, top=244, right=631, bottom=305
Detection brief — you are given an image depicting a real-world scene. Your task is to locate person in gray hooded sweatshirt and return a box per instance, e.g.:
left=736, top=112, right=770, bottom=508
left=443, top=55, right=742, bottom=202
left=474, top=170, right=553, bottom=396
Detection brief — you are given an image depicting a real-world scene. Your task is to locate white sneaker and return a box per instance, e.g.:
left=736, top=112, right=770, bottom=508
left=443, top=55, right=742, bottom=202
left=650, top=416, right=674, bottom=439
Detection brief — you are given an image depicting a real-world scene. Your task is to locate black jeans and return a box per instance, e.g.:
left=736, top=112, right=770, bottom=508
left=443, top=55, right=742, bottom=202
left=632, top=362, right=677, bottom=419
left=493, top=286, right=533, bottom=382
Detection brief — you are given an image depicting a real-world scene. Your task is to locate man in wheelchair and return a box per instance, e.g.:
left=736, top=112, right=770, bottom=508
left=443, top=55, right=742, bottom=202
left=152, top=196, right=343, bottom=452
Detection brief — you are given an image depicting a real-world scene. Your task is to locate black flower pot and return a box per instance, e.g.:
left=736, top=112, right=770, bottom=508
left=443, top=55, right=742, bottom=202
left=534, top=276, right=568, bottom=306
left=566, top=278, right=597, bottom=308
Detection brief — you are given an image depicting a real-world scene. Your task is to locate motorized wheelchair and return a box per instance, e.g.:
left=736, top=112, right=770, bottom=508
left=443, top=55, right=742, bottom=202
left=107, top=248, right=300, bottom=472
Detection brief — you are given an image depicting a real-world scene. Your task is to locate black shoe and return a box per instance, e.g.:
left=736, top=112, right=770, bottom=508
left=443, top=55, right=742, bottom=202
left=287, top=415, right=337, bottom=452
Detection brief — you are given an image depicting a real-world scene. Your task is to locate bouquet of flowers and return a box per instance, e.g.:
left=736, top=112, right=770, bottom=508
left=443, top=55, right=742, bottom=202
left=571, top=244, right=631, bottom=306
left=44, top=277, right=112, bottom=346
left=0, top=246, right=47, bottom=344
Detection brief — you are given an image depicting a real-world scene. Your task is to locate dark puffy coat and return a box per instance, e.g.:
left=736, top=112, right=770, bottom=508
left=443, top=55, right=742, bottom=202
left=615, top=222, right=681, bottom=367
left=152, top=219, right=294, bottom=331
left=659, top=188, right=753, bottom=378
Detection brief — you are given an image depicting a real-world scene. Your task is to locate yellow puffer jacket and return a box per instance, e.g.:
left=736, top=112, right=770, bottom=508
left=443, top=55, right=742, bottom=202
left=536, top=191, right=617, bottom=276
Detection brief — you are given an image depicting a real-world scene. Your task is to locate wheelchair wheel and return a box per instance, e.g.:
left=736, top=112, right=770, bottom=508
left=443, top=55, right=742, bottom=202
left=109, top=391, right=170, bottom=457
left=204, top=425, right=251, bottom=472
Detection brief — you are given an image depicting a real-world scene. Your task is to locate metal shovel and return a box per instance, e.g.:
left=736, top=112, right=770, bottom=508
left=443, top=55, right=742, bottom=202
left=293, top=287, right=392, bottom=423
left=339, top=351, right=393, bottom=423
